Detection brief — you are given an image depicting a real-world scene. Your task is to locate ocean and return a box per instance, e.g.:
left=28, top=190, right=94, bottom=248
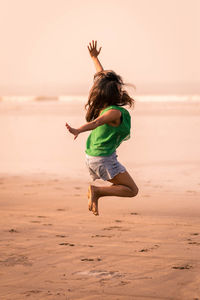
left=1, top=94, right=200, bottom=103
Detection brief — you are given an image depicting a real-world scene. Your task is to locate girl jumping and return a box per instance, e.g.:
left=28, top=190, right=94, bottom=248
left=66, top=40, right=139, bottom=216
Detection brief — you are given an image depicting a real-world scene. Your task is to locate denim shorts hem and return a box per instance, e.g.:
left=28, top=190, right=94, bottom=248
left=85, top=151, right=126, bottom=181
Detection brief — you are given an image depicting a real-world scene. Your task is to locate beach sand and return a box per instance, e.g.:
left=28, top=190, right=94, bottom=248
left=0, top=100, right=200, bottom=299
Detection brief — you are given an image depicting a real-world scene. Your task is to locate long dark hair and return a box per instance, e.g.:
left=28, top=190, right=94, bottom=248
left=85, top=70, right=135, bottom=122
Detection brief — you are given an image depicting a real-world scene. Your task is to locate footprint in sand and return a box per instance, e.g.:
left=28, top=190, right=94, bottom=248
left=190, top=233, right=199, bottom=236
left=61, top=274, right=67, bottom=281
left=172, top=264, right=192, bottom=270
left=81, top=258, right=101, bottom=262
left=115, top=219, right=122, bottom=223
left=59, top=242, right=75, bottom=246
left=188, top=241, right=200, bottom=245
left=103, top=226, right=129, bottom=231
left=24, top=290, right=42, bottom=296
left=120, top=280, right=130, bottom=285
left=99, top=278, right=110, bottom=285
left=30, top=220, right=41, bottom=223
left=9, top=229, right=18, bottom=233
left=0, top=255, right=32, bottom=267
left=74, top=270, right=121, bottom=278
left=139, top=245, right=160, bottom=252
left=37, top=216, right=47, bottom=218
left=130, top=212, right=139, bottom=215
left=56, top=208, right=66, bottom=211
left=91, top=234, right=113, bottom=238
left=139, top=248, right=149, bottom=252
left=103, top=226, right=120, bottom=230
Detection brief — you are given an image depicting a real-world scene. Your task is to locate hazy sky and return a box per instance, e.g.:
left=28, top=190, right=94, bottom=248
left=0, top=0, right=199, bottom=95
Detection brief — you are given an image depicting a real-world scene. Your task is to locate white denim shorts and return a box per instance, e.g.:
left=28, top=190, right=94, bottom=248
left=85, top=151, right=126, bottom=181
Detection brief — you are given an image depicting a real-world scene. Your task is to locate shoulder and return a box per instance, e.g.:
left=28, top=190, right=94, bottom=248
left=101, top=107, right=121, bottom=116
left=102, top=106, right=130, bottom=117
left=101, top=108, right=121, bottom=118
left=101, top=105, right=121, bottom=114
left=96, top=108, right=121, bottom=126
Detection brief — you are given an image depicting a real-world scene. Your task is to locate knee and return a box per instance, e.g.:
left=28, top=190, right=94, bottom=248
left=130, top=186, right=139, bottom=197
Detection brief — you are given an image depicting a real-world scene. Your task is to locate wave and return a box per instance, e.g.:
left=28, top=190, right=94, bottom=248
left=1, top=94, right=200, bottom=102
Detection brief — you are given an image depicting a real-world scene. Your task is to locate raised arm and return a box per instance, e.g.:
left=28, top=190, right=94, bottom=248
left=87, top=40, right=103, bottom=72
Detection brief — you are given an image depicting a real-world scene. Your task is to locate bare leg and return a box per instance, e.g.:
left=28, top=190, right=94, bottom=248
left=88, top=185, right=99, bottom=215
left=89, top=171, right=139, bottom=216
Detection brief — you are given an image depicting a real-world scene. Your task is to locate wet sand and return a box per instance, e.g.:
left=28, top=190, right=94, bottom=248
left=0, top=100, right=200, bottom=299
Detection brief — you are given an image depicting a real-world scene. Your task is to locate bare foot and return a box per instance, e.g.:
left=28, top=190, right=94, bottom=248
left=88, top=185, right=99, bottom=216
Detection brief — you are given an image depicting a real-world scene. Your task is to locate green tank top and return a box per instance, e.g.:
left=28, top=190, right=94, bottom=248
left=85, top=105, right=131, bottom=156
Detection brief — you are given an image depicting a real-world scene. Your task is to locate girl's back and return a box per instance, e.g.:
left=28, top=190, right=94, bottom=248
left=86, top=105, right=131, bottom=157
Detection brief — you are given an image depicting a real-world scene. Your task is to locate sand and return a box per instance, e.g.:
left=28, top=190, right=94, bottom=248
left=0, top=99, right=200, bottom=299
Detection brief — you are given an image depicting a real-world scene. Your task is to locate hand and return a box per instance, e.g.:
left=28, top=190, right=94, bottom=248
left=87, top=40, right=102, bottom=58
left=65, top=122, right=79, bottom=140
